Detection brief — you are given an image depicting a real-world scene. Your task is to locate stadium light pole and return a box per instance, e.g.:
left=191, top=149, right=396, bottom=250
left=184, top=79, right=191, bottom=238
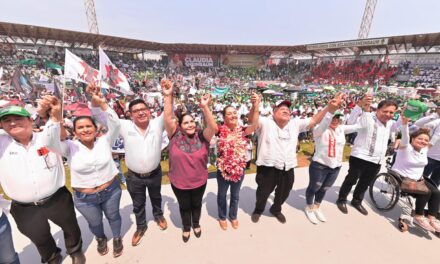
left=358, top=0, right=377, bottom=39
left=84, top=0, right=100, bottom=34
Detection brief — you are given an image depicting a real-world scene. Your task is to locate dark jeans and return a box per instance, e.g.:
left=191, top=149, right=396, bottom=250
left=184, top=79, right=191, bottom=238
left=338, top=156, right=381, bottom=203
left=306, top=161, right=341, bottom=205
left=73, top=179, right=122, bottom=238
left=253, top=166, right=295, bottom=215
left=414, top=180, right=440, bottom=216
left=171, top=183, right=207, bottom=232
left=424, top=158, right=440, bottom=186
left=10, top=187, right=82, bottom=263
left=0, top=213, right=20, bottom=264
left=216, top=170, right=244, bottom=220
left=126, top=167, right=164, bottom=230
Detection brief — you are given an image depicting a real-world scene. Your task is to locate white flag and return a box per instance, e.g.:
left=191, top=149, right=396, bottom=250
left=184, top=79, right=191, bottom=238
left=64, top=49, right=99, bottom=84
left=99, top=47, right=132, bottom=95
left=0, top=67, right=3, bottom=80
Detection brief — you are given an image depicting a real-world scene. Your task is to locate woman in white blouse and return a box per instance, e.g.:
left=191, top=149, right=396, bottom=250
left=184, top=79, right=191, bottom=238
left=47, top=85, right=124, bottom=258
left=391, top=116, right=440, bottom=232
left=305, top=108, right=361, bottom=224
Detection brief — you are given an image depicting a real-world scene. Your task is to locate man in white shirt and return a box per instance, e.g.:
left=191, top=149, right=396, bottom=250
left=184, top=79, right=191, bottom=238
left=0, top=103, right=85, bottom=264
left=336, top=97, right=399, bottom=215
left=94, top=98, right=168, bottom=247
left=251, top=97, right=340, bottom=224
left=0, top=197, right=19, bottom=264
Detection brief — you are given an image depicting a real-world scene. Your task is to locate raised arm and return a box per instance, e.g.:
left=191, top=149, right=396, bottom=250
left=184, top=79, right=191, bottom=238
left=87, top=84, right=121, bottom=145
left=307, top=92, right=342, bottom=130
left=161, top=79, right=177, bottom=138
left=244, top=92, right=260, bottom=135
left=200, top=93, right=218, bottom=142
left=398, top=116, right=410, bottom=149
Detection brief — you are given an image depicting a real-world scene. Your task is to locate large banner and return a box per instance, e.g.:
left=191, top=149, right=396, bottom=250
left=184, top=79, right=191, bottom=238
left=169, top=54, right=218, bottom=68
left=306, top=38, right=389, bottom=51
left=220, top=55, right=265, bottom=67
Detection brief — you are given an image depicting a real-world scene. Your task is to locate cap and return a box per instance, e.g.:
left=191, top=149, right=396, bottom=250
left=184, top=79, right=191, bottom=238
left=0, top=105, right=31, bottom=119
left=273, top=100, right=292, bottom=109
left=404, top=100, right=428, bottom=121
left=333, top=111, right=344, bottom=119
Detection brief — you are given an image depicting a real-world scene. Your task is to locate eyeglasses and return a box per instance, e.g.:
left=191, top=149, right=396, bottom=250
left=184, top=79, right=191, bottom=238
left=131, top=108, right=149, bottom=115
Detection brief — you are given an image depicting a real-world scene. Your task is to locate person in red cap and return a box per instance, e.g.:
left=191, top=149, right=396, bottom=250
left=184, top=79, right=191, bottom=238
left=251, top=95, right=342, bottom=224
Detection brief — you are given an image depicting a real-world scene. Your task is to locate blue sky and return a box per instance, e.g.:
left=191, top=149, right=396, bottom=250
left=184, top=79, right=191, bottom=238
left=1, top=0, right=439, bottom=45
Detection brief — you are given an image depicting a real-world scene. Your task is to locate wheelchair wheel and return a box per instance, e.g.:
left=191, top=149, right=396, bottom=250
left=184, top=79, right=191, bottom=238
left=398, top=218, right=408, bottom=232
left=369, top=172, right=400, bottom=211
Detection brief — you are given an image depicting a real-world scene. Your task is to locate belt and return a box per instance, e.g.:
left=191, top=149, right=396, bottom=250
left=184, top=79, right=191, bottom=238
left=129, top=166, right=160, bottom=178
left=13, top=190, right=59, bottom=206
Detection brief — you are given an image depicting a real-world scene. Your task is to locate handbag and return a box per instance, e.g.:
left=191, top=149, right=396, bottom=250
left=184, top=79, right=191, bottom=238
left=400, top=177, right=430, bottom=195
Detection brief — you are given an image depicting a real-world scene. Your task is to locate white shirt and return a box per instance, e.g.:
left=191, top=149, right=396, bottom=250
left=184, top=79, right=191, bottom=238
left=312, top=113, right=362, bottom=169
left=347, top=106, right=400, bottom=164
left=0, top=122, right=65, bottom=203
left=256, top=116, right=310, bottom=170
left=59, top=108, right=120, bottom=188
left=120, top=115, right=165, bottom=174
left=392, top=124, right=428, bottom=180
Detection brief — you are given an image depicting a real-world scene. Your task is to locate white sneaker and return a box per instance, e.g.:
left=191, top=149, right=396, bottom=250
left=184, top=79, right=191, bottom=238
left=305, top=207, right=319, bottom=224
left=414, top=216, right=435, bottom=232
left=314, top=208, right=327, bottom=222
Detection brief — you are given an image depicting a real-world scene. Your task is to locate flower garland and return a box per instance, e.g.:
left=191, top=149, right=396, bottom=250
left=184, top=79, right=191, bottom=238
left=217, top=125, right=248, bottom=182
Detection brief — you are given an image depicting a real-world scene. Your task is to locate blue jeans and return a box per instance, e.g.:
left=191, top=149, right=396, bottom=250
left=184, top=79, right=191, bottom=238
left=73, top=179, right=122, bottom=239
left=424, top=158, right=440, bottom=186
left=216, top=170, right=244, bottom=220
left=0, top=213, right=20, bottom=264
left=306, top=161, right=341, bottom=205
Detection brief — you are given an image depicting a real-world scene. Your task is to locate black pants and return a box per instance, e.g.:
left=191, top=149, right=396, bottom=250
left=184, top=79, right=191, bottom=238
left=253, top=166, right=295, bottom=215
left=171, top=183, right=207, bottom=232
left=126, top=167, right=164, bottom=230
left=338, top=156, right=381, bottom=203
left=415, top=180, right=440, bottom=216
left=10, top=187, right=82, bottom=263
left=424, top=158, right=440, bottom=186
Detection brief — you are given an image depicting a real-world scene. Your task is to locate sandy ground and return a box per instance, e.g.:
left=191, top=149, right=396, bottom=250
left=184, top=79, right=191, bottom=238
left=9, top=163, right=440, bottom=264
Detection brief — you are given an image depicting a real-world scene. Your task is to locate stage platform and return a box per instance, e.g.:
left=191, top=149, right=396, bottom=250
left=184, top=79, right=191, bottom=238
left=10, top=163, right=440, bottom=264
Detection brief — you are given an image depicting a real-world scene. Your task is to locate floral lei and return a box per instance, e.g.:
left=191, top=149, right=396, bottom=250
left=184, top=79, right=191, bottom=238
left=217, top=124, right=248, bottom=182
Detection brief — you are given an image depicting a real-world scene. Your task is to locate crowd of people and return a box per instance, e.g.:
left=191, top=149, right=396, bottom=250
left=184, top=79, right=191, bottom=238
left=0, top=50, right=439, bottom=264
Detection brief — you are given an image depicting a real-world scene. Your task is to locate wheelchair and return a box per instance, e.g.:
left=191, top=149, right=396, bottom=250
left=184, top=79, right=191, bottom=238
left=368, top=157, right=440, bottom=235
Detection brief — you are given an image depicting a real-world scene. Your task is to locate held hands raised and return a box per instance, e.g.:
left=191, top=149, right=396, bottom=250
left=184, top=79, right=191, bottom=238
left=250, top=92, right=261, bottom=108
left=199, top=93, right=212, bottom=108
left=86, top=83, right=106, bottom=108
left=327, top=92, right=345, bottom=113
left=37, top=95, right=62, bottom=122
left=161, top=79, right=173, bottom=97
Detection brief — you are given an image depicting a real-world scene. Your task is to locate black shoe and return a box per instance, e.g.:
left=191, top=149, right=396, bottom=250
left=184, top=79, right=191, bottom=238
left=251, top=213, right=261, bottom=223
left=270, top=211, right=286, bottom=224
left=193, top=227, right=202, bottom=238
left=48, top=252, right=62, bottom=264
left=96, top=237, right=108, bottom=256
left=182, top=231, right=190, bottom=243
left=351, top=201, right=368, bottom=215
left=70, top=251, right=86, bottom=264
left=336, top=200, right=348, bottom=214
left=113, top=237, right=123, bottom=258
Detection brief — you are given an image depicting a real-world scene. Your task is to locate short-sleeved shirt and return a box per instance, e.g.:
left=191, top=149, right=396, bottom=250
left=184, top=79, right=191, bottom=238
left=168, top=129, right=209, bottom=189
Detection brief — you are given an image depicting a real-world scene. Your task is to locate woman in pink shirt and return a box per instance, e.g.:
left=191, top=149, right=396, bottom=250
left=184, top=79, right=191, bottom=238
left=162, top=80, right=218, bottom=242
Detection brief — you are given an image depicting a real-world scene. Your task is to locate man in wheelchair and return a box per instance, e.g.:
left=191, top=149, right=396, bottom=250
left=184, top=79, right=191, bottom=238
left=390, top=116, right=440, bottom=232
